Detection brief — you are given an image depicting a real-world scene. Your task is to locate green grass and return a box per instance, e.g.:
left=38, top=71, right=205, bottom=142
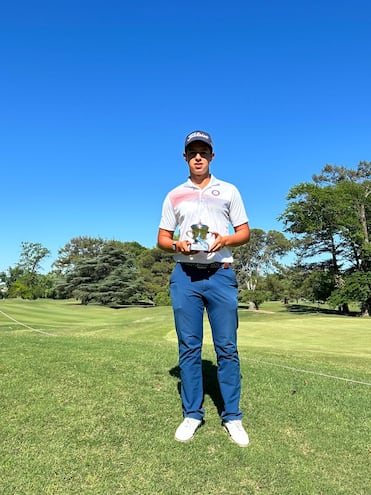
left=0, top=299, right=370, bottom=494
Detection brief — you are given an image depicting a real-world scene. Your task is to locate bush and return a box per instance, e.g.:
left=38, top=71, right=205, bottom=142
left=154, top=291, right=171, bottom=306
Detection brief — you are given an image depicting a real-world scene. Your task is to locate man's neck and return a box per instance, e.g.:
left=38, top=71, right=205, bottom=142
left=190, top=173, right=211, bottom=189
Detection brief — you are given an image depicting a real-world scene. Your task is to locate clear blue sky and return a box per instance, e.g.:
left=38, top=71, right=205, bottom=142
left=1, top=0, right=370, bottom=273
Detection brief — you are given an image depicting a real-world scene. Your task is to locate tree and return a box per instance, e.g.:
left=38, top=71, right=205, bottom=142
left=52, top=236, right=106, bottom=274
left=2, top=242, right=51, bottom=299
left=233, top=229, right=292, bottom=309
left=137, top=248, right=174, bottom=305
left=52, top=238, right=149, bottom=299
left=278, top=264, right=310, bottom=303
left=239, top=287, right=269, bottom=310
left=278, top=183, right=347, bottom=269
left=263, top=272, right=292, bottom=302
left=328, top=271, right=371, bottom=316
left=279, top=162, right=371, bottom=315
left=0, top=265, right=25, bottom=288
left=18, top=242, right=50, bottom=279
left=301, top=270, right=336, bottom=303
left=233, top=229, right=292, bottom=291
left=63, top=244, right=147, bottom=306
left=312, top=161, right=370, bottom=272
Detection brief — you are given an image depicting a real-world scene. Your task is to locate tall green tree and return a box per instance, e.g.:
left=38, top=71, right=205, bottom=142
left=64, top=244, right=146, bottom=306
left=280, top=162, right=371, bottom=315
left=278, top=183, right=346, bottom=269
left=312, top=161, right=370, bottom=271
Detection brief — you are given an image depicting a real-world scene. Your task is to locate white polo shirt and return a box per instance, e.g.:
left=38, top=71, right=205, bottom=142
left=159, top=175, right=248, bottom=264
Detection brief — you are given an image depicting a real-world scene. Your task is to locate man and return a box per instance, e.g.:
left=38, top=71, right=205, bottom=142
left=157, top=130, right=250, bottom=447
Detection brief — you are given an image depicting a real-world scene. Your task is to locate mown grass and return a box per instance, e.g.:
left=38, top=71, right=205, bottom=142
left=0, top=299, right=370, bottom=494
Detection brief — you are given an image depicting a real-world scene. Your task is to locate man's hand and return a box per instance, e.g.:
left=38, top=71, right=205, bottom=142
left=176, top=240, right=195, bottom=254
left=208, top=233, right=226, bottom=252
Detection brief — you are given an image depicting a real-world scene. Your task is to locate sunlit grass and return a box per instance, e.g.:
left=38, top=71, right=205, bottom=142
left=0, top=299, right=370, bottom=494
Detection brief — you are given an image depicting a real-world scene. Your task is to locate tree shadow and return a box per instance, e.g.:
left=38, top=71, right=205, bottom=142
left=169, top=360, right=224, bottom=416
left=287, top=304, right=359, bottom=316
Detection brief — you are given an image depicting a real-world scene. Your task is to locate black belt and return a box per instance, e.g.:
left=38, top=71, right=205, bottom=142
left=180, top=262, right=230, bottom=270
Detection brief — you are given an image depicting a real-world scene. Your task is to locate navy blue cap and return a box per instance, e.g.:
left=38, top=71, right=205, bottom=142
left=184, top=130, right=213, bottom=151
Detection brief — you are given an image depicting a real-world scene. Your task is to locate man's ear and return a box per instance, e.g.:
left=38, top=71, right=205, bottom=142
left=183, top=152, right=188, bottom=162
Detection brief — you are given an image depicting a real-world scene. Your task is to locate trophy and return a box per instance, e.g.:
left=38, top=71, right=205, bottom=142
left=186, top=223, right=213, bottom=251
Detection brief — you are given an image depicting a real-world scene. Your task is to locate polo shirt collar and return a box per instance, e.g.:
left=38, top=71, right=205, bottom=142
left=185, top=174, right=219, bottom=188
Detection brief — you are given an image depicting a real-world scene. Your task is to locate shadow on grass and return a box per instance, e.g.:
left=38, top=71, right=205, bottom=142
left=169, top=360, right=224, bottom=416
left=287, top=304, right=359, bottom=317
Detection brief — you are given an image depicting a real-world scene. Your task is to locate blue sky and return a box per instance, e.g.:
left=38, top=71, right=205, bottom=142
left=1, top=0, right=370, bottom=273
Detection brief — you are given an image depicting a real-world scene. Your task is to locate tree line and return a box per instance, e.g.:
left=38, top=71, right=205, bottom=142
left=1, top=162, right=370, bottom=316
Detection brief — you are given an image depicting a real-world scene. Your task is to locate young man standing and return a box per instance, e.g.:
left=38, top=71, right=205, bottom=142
left=157, top=130, right=250, bottom=447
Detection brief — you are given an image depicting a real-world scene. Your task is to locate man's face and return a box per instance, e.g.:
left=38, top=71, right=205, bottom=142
left=183, top=142, right=214, bottom=177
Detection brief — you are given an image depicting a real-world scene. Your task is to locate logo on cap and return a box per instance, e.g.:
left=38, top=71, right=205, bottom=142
left=185, top=130, right=213, bottom=149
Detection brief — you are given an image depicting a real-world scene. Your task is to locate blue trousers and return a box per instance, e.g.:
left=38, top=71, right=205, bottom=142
left=170, top=263, right=243, bottom=422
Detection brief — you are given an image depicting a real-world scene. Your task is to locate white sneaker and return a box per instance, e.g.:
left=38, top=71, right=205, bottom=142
left=175, top=418, right=203, bottom=442
left=223, top=420, right=249, bottom=447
